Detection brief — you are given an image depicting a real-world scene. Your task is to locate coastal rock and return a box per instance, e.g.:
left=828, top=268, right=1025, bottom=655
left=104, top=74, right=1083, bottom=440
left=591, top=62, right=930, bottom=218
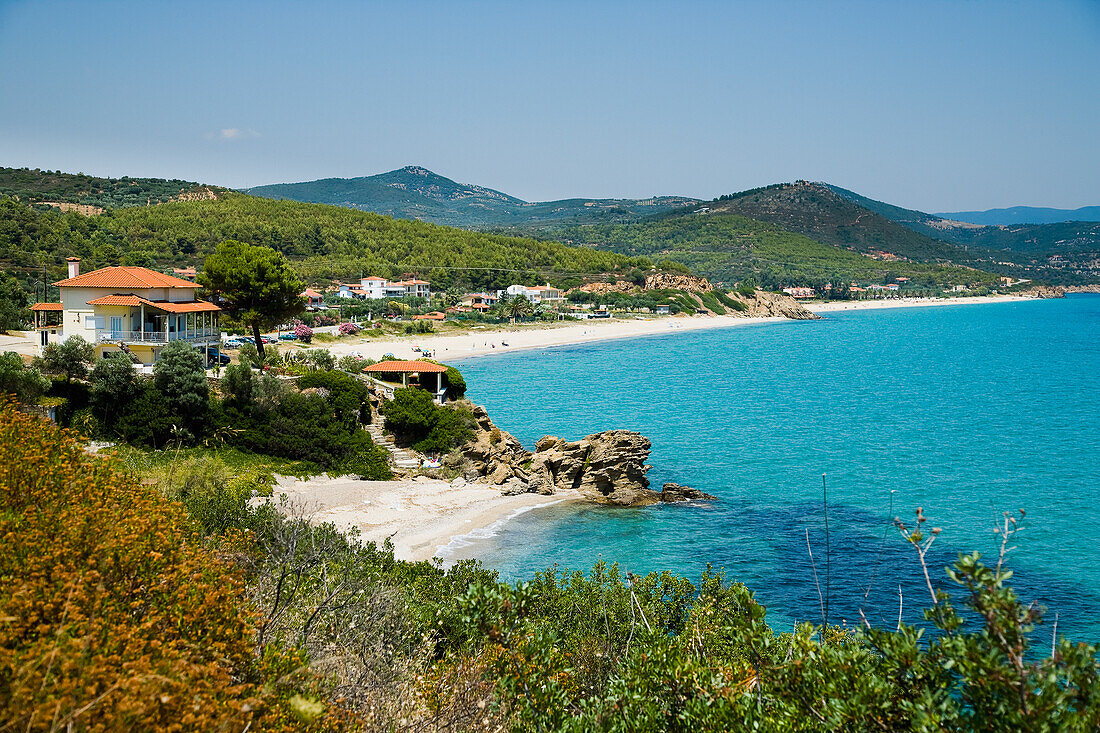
left=1019, top=285, right=1066, bottom=299
left=458, top=403, right=532, bottom=487
left=727, top=289, right=820, bottom=320
left=660, top=482, right=717, bottom=503
left=644, top=272, right=713, bottom=292
left=528, top=430, right=658, bottom=506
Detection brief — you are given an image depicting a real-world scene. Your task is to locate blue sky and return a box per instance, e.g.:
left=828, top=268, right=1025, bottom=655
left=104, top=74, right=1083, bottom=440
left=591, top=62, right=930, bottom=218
left=1, top=0, right=1097, bottom=211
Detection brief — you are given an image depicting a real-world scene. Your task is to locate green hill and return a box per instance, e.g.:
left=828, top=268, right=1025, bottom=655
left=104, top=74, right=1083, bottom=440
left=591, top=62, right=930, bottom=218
left=0, top=192, right=652, bottom=292
left=0, top=166, right=218, bottom=209
left=935, top=204, right=1100, bottom=226
left=562, top=212, right=999, bottom=291
left=244, top=165, right=699, bottom=229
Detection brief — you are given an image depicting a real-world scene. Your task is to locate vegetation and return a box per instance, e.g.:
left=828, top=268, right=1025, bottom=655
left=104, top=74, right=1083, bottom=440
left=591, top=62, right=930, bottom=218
left=0, top=166, right=213, bottom=208
left=565, top=213, right=1000, bottom=290
left=0, top=193, right=653, bottom=300
left=0, top=352, right=49, bottom=402
left=199, top=240, right=305, bottom=358
left=380, top=387, right=475, bottom=454
left=0, top=272, right=28, bottom=331
left=3, top=403, right=1098, bottom=730
left=36, top=334, right=94, bottom=383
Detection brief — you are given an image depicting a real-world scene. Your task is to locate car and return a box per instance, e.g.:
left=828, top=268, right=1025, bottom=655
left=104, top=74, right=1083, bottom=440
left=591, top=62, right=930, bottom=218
left=261, top=335, right=278, bottom=344
left=222, top=338, right=243, bottom=348
left=195, top=346, right=231, bottom=367
left=279, top=333, right=298, bottom=340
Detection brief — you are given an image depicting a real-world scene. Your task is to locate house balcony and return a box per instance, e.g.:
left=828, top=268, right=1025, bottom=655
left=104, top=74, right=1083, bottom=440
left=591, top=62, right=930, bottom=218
left=95, top=329, right=220, bottom=345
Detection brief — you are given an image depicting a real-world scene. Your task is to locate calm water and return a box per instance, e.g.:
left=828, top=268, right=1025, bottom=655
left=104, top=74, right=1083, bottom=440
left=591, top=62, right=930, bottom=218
left=454, top=296, right=1100, bottom=642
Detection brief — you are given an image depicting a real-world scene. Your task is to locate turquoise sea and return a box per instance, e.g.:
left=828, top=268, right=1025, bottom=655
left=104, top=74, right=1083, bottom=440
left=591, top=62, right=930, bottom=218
left=454, top=296, right=1100, bottom=643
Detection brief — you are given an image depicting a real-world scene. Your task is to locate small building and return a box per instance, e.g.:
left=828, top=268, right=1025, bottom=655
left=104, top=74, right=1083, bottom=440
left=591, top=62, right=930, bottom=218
left=363, top=360, right=449, bottom=403
left=31, top=258, right=220, bottom=366
left=502, top=283, right=564, bottom=305
left=656, top=304, right=671, bottom=315
left=782, top=287, right=816, bottom=299
left=172, top=267, right=197, bottom=281
left=302, top=288, right=324, bottom=310
left=412, top=312, right=446, bottom=321
left=460, top=293, right=497, bottom=308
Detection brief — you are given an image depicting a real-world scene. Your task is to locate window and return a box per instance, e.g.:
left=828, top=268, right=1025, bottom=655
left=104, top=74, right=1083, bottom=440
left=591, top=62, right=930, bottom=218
left=110, top=316, right=123, bottom=334
left=85, top=315, right=105, bottom=329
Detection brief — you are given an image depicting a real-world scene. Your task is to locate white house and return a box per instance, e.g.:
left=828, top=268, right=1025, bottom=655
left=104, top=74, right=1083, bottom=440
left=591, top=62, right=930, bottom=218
left=501, top=283, right=565, bottom=306
left=338, top=276, right=431, bottom=300
left=32, top=258, right=220, bottom=366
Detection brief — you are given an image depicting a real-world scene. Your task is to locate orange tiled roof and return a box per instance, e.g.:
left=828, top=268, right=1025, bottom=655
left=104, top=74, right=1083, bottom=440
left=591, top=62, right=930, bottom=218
left=302, top=288, right=322, bottom=297
left=364, top=360, right=448, bottom=374
left=85, top=294, right=220, bottom=313
left=31, top=302, right=63, bottom=311
left=55, top=266, right=200, bottom=289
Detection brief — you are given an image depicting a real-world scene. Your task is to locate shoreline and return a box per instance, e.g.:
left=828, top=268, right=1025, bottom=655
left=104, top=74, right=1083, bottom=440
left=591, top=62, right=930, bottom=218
left=269, top=474, right=583, bottom=563
left=320, top=293, right=1043, bottom=363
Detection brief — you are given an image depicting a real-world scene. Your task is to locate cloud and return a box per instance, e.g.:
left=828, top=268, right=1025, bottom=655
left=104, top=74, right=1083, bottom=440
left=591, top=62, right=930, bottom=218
left=205, top=128, right=261, bottom=141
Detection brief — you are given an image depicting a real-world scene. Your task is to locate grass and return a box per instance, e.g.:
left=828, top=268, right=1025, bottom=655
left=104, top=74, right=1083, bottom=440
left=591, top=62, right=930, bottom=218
left=100, top=443, right=325, bottom=481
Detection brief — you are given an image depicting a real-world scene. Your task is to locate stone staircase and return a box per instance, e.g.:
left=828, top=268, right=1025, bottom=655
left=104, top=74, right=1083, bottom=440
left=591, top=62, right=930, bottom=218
left=366, top=421, right=420, bottom=471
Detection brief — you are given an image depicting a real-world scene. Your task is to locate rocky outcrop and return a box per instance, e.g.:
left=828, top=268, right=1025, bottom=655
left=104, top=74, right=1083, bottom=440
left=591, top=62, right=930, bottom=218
left=1065, top=284, right=1100, bottom=294
left=727, top=289, right=820, bottom=320
left=577, top=281, right=638, bottom=295
left=444, top=403, right=531, bottom=485
left=644, top=273, right=712, bottom=292
left=528, top=431, right=658, bottom=506
left=1018, top=285, right=1066, bottom=299
left=660, top=483, right=717, bottom=503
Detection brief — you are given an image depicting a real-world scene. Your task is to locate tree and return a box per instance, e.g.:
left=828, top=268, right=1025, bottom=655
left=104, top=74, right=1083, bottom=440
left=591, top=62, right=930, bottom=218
left=506, top=295, right=534, bottom=323
left=0, top=272, right=29, bottom=333
left=198, top=240, right=304, bottom=359
left=0, top=351, right=49, bottom=403
left=153, top=340, right=209, bottom=431
left=38, top=335, right=94, bottom=383
left=88, top=353, right=140, bottom=427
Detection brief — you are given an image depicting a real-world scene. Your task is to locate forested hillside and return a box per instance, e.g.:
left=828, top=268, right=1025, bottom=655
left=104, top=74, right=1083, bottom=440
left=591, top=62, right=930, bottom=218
left=246, top=165, right=699, bottom=229
left=563, top=213, right=998, bottom=290
left=0, top=193, right=651, bottom=292
left=0, top=166, right=216, bottom=208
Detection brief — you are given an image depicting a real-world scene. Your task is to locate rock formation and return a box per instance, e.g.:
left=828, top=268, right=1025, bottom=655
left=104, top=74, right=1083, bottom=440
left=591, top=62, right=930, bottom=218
left=527, top=431, right=656, bottom=506
left=660, top=483, right=717, bottom=503
left=726, top=289, right=820, bottom=320
left=644, top=273, right=712, bottom=291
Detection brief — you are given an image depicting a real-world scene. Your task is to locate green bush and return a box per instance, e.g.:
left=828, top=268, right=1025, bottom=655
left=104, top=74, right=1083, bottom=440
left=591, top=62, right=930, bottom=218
left=115, top=382, right=180, bottom=448
left=89, top=353, right=140, bottom=429
left=0, top=351, right=49, bottom=403
left=444, top=365, right=467, bottom=399
left=380, top=388, right=473, bottom=454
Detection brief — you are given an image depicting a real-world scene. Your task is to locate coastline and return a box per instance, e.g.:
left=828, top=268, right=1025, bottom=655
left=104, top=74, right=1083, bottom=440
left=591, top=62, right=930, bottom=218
left=322, top=293, right=1043, bottom=363
left=269, top=474, right=583, bottom=563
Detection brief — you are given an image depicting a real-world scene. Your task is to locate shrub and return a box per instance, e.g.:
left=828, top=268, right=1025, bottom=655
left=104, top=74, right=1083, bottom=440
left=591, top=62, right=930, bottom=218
left=380, top=388, right=473, bottom=454
left=0, top=351, right=50, bottom=403
left=115, top=382, right=180, bottom=448
left=89, top=352, right=140, bottom=428
left=153, top=340, right=209, bottom=433
left=294, top=322, right=314, bottom=343
left=337, top=355, right=367, bottom=374
left=0, top=402, right=272, bottom=729
left=37, top=335, right=94, bottom=382
left=305, top=348, right=335, bottom=371
left=338, top=321, right=360, bottom=336
left=444, top=365, right=467, bottom=400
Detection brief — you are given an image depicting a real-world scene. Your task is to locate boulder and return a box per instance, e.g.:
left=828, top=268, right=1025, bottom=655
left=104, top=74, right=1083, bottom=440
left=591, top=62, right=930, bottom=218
left=660, top=483, right=717, bottom=503
left=528, top=430, right=659, bottom=506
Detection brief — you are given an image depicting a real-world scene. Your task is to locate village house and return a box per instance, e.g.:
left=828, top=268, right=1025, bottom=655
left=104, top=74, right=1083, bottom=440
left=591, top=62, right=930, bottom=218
left=31, top=258, right=221, bottom=366
left=301, top=288, right=325, bottom=310
left=781, top=287, right=816, bottom=299
left=338, top=276, right=431, bottom=300
left=501, top=282, right=565, bottom=305
left=460, top=292, right=497, bottom=309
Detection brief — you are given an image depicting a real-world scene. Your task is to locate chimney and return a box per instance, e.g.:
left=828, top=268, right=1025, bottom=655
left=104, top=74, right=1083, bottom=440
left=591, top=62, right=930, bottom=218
left=66, top=257, right=81, bottom=279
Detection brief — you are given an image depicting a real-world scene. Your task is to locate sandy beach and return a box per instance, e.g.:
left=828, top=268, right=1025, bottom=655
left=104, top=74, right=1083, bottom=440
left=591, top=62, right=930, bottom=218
left=268, top=474, right=580, bottom=562
left=324, top=314, right=788, bottom=362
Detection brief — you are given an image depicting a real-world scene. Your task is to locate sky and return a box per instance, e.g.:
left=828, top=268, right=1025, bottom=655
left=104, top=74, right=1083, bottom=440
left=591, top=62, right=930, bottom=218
left=1, top=0, right=1098, bottom=212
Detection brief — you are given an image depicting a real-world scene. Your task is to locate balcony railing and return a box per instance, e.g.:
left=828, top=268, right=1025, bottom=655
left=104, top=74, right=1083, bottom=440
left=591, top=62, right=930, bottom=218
left=95, top=329, right=220, bottom=344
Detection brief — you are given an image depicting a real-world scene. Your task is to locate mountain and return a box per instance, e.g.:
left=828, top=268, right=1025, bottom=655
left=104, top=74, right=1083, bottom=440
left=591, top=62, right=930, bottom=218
left=244, top=166, right=698, bottom=229
left=0, top=166, right=218, bottom=209
left=935, top=205, right=1100, bottom=226
left=562, top=211, right=998, bottom=291
left=699, top=181, right=967, bottom=263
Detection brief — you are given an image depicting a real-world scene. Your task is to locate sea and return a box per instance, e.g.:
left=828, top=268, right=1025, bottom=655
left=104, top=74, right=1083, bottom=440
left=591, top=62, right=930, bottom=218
left=452, top=295, right=1100, bottom=643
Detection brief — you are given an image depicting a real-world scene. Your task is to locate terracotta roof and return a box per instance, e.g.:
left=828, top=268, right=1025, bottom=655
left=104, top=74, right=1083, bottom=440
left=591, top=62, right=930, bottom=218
left=85, top=294, right=220, bottom=313
left=302, top=288, right=322, bottom=297
left=86, top=294, right=144, bottom=306
left=364, top=360, right=448, bottom=374
left=55, top=266, right=200, bottom=289
left=31, top=302, right=63, bottom=311
left=362, top=276, right=388, bottom=281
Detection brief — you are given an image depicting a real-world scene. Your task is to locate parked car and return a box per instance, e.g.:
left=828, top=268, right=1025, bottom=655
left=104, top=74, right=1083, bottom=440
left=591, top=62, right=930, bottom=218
left=261, top=335, right=278, bottom=344
left=279, top=333, right=298, bottom=340
left=223, top=338, right=243, bottom=348
left=195, top=346, right=231, bottom=367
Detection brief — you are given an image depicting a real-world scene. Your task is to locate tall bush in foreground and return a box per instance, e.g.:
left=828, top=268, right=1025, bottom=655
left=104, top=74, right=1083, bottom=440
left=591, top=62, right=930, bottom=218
left=0, top=401, right=278, bottom=730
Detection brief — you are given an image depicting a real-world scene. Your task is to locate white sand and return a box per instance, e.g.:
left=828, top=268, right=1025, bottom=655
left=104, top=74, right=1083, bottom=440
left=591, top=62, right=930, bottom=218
left=805, top=294, right=1039, bottom=314
left=269, top=474, right=580, bottom=562
left=322, top=314, right=787, bottom=361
